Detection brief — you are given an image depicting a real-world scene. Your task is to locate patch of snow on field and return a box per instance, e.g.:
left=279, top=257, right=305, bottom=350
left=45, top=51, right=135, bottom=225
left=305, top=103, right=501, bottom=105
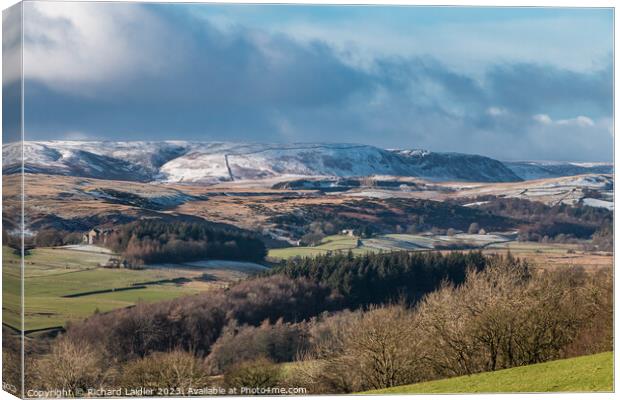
left=347, top=190, right=396, bottom=199
left=582, top=198, right=614, bottom=210
left=437, top=233, right=511, bottom=245
left=545, top=175, right=612, bottom=189
left=463, top=201, right=490, bottom=207
left=61, top=244, right=114, bottom=254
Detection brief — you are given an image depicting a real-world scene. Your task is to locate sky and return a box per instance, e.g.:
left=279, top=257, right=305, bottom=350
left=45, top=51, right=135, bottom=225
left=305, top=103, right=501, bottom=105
left=3, top=2, right=614, bottom=161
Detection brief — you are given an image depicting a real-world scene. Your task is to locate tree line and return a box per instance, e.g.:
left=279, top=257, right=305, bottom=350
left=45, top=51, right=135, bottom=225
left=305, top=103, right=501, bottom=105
left=270, top=197, right=516, bottom=242
left=291, top=264, right=611, bottom=393
left=104, top=219, right=267, bottom=265
left=271, top=250, right=489, bottom=308
left=459, top=196, right=612, bottom=242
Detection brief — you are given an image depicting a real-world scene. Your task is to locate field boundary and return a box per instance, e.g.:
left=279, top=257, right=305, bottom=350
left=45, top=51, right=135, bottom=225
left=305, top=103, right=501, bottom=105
left=62, top=285, right=148, bottom=298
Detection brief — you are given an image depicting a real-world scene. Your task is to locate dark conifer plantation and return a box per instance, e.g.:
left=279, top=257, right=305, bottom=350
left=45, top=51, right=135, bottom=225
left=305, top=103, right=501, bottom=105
left=272, top=250, right=490, bottom=308
left=105, top=219, right=267, bottom=265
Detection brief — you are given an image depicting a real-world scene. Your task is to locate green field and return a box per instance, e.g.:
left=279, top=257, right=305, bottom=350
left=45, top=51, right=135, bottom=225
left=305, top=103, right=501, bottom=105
left=267, top=232, right=589, bottom=264
left=2, top=246, right=226, bottom=331
left=268, top=234, right=370, bottom=259
left=268, top=233, right=493, bottom=259
left=365, top=352, right=613, bottom=394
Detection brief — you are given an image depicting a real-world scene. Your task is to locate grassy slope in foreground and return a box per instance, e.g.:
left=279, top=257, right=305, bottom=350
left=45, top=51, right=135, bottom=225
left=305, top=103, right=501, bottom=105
left=365, top=352, right=613, bottom=394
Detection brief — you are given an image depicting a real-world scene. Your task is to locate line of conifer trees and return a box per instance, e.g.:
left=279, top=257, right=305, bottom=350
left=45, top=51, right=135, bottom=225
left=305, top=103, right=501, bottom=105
left=271, top=250, right=489, bottom=308
left=105, top=219, right=267, bottom=265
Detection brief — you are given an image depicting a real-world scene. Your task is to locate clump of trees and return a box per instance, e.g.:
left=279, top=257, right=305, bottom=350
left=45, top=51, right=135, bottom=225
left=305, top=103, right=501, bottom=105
left=416, top=259, right=575, bottom=376
left=464, top=197, right=612, bottom=243
left=271, top=197, right=515, bottom=241
left=206, top=320, right=307, bottom=374
left=297, top=261, right=612, bottom=393
left=31, top=338, right=111, bottom=394
left=300, top=221, right=338, bottom=246
left=273, top=250, right=489, bottom=308
left=105, top=219, right=267, bottom=265
left=587, top=223, right=613, bottom=252
left=34, top=229, right=83, bottom=248
left=467, top=222, right=480, bottom=234
left=65, top=274, right=336, bottom=362
left=223, top=358, right=282, bottom=390
left=300, top=305, right=426, bottom=392
left=119, top=351, right=212, bottom=392
left=3, top=330, right=23, bottom=396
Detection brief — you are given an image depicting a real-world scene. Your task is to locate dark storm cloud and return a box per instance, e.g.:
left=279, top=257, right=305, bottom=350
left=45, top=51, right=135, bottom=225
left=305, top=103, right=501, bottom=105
left=23, top=4, right=373, bottom=141
left=3, top=3, right=22, bottom=144
left=20, top=3, right=613, bottom=162
left=485, top=62, right=613, bottom=118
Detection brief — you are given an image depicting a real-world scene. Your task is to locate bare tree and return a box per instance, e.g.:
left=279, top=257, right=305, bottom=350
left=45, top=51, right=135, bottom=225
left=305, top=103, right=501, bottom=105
left=120, top=350, right=211, bottom=391
left=303, top=305, right=429, bottom=392
left=467, top=222, right=480, bottom=234
left=416, top=257, right=594, bottom=377
left=224, top=358, right=282, bottom=389
left=33, top=338, right=111, bottom=395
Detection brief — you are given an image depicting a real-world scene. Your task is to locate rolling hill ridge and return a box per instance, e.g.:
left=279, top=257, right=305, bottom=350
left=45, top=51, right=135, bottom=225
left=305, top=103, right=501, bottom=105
left=3, top=141, right=612, bottom=183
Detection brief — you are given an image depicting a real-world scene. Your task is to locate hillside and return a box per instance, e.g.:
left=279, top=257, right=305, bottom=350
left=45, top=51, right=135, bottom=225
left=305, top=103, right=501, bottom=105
left=504, top=160, right=613, bottom=180
left=6, top=141, right=612, bottom=184
left=366, top=352, right=613, bottom=394
left=4, top=141, right=522, bottom=183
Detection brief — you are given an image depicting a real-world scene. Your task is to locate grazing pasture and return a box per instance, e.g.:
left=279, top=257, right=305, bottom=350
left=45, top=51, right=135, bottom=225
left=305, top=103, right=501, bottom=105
left=365, top=352, right=613, bottom=394
left=483, top=241, right=612, bottom=271
left=268, top=232, right=609, bottom=272
left=268, top=235, right=366, bottom=259
left=2, top=245, right=263, bottom=332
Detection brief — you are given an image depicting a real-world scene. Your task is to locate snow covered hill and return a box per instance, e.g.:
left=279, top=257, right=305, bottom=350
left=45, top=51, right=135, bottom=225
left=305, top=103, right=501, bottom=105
left=504, top=160, right=613, bottom=180
left=1, top=141, right=609, bottom=184
left=3, top=141, right=187, bottom=182
left=392, top=150, right=521, bottom=182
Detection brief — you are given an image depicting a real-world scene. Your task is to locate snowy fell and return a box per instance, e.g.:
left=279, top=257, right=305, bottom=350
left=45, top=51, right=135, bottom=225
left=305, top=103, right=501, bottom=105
left=2, top=141, right=610, bottom=183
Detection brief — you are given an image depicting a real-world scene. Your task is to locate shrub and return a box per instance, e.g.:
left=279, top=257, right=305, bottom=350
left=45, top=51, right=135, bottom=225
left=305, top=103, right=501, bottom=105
left=302, top=305, right=428, bottom=393
left=119, top=351, right=211, bottom=391
left=415, top=258, right=594, bottom=377
left=206, top=319, right=308, bottom=374
left=224, top=275, right=339, bottom=325
left=66, top=275, right=335, bottom=362
left=34, top=229, right=65, bottom=247
left=467, top=222, right=480, bottom=234
left=563, top=268, right=613, bottom=357
left=2, top=332, right=22, bottom=396
left=223, top=358, right=282, bottom=390
left=32, top=338, right=110, bottom=394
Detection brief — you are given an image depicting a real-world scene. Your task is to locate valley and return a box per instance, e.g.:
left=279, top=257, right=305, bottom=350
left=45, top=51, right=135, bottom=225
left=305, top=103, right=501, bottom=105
left=3, top=159, right=613, bottom=334
left=5, top=170, right=612, bottom=243
left=2, top=141, right=613, bottom=396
